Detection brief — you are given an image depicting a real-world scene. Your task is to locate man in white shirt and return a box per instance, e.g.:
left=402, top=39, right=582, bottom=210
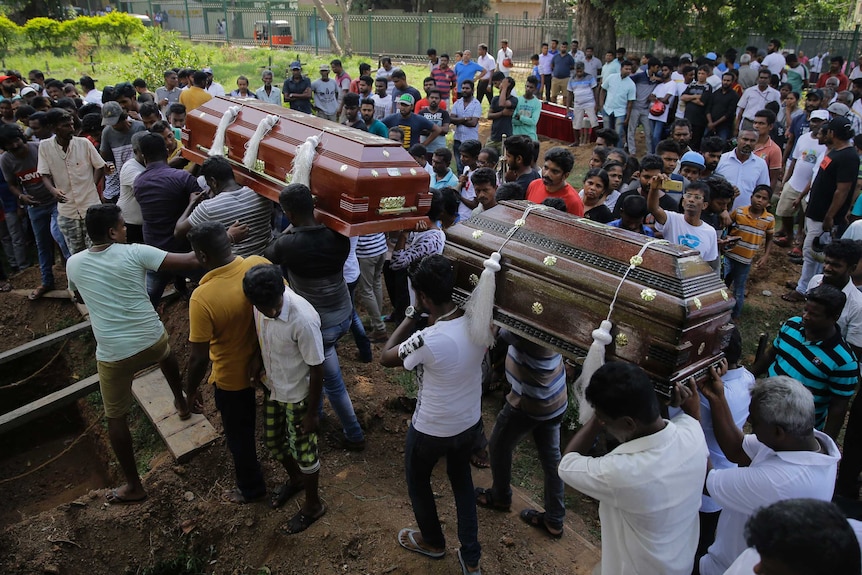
left=558, top=362, right=707, bottom=575
left=735, top=68, right=781, bottom=133
left=570, top=40, right=586, bottom=63
left=80, top=75, right=103, bottom=106
left=242, top=264, right=327, bottom=534
left=381, top=254, right=486, bottom=575
left=255, top=69, right=282, bottom=105
left=762, top=39, right=787, bottom=77
left=476, top=43, right=496, bottom=104
left=496, top=39, right=513, bottom=77
left=715, top=129, right=771, bottom=210
left=696, top=372, right=842, bottom=575
left=202, top=67, right=225, bottom=97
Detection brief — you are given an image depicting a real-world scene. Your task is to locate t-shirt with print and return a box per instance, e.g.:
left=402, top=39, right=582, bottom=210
left=569, top=74, right=597, bottom=108
left=100, top=121, right=146, bottom=200
left=416, top=106, right=450, bottom=153
left=655, top=211, right=718, bottom=261
left=398, top=314, right=485, bottom=437
left=67, top=243, right=168, bottom=362
left=787, top=132, right=826, bottom=192
left=381, top=112, right=436, bottom=149
left=683, top=83, right=712, bottom=126
left=187, top=186, right=273, bottom=258
left=512, top=96, right=541, bottom=140
left=806, top=145, right=860, bottom=223
left=0, top=142, right=55, bottom=204
left=311, top=79, right=339, bottom=116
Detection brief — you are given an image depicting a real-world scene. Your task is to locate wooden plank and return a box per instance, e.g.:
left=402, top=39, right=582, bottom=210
left=131, top=369, right=220, bottom=462
left=9, top=289, right=72, bottom=299
left=0, top=320, right=92, bottom=366
left=0, top=374, right=100, bottom=434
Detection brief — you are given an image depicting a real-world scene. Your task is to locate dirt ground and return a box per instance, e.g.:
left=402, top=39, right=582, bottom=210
left=0, top=128, right=812, bottom=575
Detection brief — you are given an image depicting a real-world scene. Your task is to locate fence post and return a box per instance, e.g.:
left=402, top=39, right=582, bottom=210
left=313, top=7, right=319, bottom=56
left=222, top=0, right=230, bottom=44
left=266, top=1, right=272, bottom=50
left=849, top=24, right=861, bottom=75
left=566, top=17, right=572, bottom=44
left=184, top=0, right=192, bottom=39
left=427, top=10, right=432, bottom=51
left=492, top=12, right=498, bottom=50
left=147, top=0, right=153, bottom=20
left=367, top=10, right=372, bottom=59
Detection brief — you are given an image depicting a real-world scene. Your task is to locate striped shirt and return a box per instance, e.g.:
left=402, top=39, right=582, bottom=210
left=501, top=329, right=567, bottom=420
left=430, top=66, right=457, bottom=100
left=726, top=206, right=775, bottom=264
left=187, top=186, right=274, bottom=258
left=356, top=232, right=387, bottom=258
left=768, top=317, right=859, bottom=429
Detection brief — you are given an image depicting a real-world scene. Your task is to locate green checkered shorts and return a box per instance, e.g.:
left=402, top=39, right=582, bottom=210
left=263, top=395, right=320, bottom=474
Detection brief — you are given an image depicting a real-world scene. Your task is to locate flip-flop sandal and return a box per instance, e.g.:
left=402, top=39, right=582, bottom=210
left=781, top=290, right=806, bottom=303
left=281, top=505, right=326, bottom=535
left=788, top=248, right=803, bottom=258
left=457, top=549, right=482, bottom=575
left=470, top=450, right=490, bottom=469
left=28, top=284, right=54, bottom=300
left=474, top=487, right=511, bottom=512
left=0, top=281, right=11, bottom=292
left=271, top=480, right=304, bottom=509
left=773, top=235, right=790, bottom=247
left=397, top=528, right=445, bottom=559
left=785, top=281, right=798, bottom=290
left=220, top=488, right=266, bottom=505
left=106, top=488, right=148, bottom=505
left=519, top=509, right=563, bottom=539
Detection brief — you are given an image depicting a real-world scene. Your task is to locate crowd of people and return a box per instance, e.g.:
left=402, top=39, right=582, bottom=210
left=2, top=35, right=862, bottom=575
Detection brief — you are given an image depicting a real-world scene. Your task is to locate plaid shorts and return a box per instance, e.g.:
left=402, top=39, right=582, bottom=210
left=263, top=395, right=320, bottom=474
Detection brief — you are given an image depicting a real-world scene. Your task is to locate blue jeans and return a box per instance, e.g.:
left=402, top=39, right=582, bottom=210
left=405, top=420, right=482, bottom=567
left=213, top=386, right=266, bottom=499
left=320, top=316, right=364, bottom=442
left=146, top=267, right=204, bottom=307
left=28, top=203, right=60, bottom=287
left=724, top=257, right=751, bottom=319
left=348, top=279, right=372, bottom=362
left=603, top=111, right=626, bottom=148
left=488, top=403, right=565, bottom=529
left=650, top=119, right=666, bottom=153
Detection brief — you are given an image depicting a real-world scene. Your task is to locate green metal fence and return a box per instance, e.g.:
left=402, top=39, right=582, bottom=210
left=123, top=1, right=862, bottom=70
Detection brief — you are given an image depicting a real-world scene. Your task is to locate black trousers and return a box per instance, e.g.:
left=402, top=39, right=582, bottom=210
left=214, top=386, right=266, bottom=499
left=383, top=260, right=409, bottom=323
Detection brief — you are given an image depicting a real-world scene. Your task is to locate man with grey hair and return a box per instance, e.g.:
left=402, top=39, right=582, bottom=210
left=693, top=361, right=842, bottom=575
left=737, top=53, right=758, bottom=90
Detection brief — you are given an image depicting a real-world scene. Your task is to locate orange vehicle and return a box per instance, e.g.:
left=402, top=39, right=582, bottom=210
left=254, top=20, right=293, bottom=46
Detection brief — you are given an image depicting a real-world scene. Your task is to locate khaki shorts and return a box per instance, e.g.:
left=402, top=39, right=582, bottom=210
left=776, top=181, right=804, bottom=218
left=97, top=331, right=170, bottom=418
left=573, top=106, right=598, bottom=130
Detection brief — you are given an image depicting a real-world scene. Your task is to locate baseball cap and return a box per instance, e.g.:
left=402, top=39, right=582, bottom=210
left=705, top=52, right=717, bottom=61
left=202, top=67, right=213, bottom=74
left=575, top=61, right=585, bottom=68
left=101, top=101, right=123, bottom=126
left=807, top=89, right=824, bottom=100
left=0, top=75, right=14, bottom=83
left=813, top=231, right=832, bottom=253
left=680, top=53, right=693, bottom=61
left=289, top=61, right=302, bottom=70
left=827, top=102, right=851, bottom=117
left=680, top=151, right=705, bottom=169
left=827, top=115, right=853, bottom=136
left=810, top=110, right=830, bottom=121
left=398, top=93, right=415, bottom=106
left=20, top=86, right=36, bottom=97
left=319, top=64, right=330, bottom=71
left=501, top=38, right=508, bottom=43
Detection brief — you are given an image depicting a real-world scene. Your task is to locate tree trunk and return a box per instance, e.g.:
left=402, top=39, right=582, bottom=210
left=335, top=0, right=353, bottom=57
left=310, top=0, right=344, bottom=55
left=576, top=0, right=616, bottom=57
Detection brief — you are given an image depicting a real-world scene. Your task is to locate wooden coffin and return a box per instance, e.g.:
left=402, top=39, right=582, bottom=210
left=182, top=96, right=432, bottom=236
left=444, top=201, right=735, bottom=397
left=537, top=102, right=603, bottom=143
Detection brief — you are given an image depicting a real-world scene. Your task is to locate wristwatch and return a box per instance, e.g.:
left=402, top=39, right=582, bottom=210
left=405, top=305, right=418, bottom=320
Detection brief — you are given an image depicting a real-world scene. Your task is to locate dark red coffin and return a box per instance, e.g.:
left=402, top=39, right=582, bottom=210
left=444, top=201, right=735, bottom=396
left=182, top=96, right=432, bottom=236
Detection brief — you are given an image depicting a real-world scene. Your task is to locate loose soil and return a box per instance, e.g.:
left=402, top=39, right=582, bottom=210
left=0, top=130, right=809, bottom=575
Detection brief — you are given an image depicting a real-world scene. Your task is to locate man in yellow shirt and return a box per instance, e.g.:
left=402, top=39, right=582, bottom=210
left=185, top=221, right=268, bottom=504
left=178, top=71, right=213, bottom=112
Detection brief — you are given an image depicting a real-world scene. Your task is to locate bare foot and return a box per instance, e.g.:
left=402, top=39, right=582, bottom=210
left=106, top=484, right=147, bottom=504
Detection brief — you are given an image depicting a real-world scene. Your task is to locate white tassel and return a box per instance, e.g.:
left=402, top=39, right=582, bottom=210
left=465, top=251, right=501, bottom=348
left=243, top=114, right=280, bottom=170
left=289, top=134, right=321, bottom=188
left=209, top=105, right=240, bottom=157
left=574, top=320, right=614, bottom=424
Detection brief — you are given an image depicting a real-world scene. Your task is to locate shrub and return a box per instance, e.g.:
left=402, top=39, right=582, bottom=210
left=0, top=16, right=20, bottom=67
left=102, top=11, right=145, bottom=48
left=124, top=27, right=204, bottom=89
left=23, top=17, right=61, bottom=52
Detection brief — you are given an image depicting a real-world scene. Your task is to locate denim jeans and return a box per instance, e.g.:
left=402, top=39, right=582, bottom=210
left=723, top=257, right=751, bottom=319
left=3, top=208, right=30, bottom=270
left=28, top=203, right=59, bottom=287
left=488, top=403, right=566, bottom=529
left=650, top=120, right=667, bottom=153
left=603, top=112, right=627, bottom=149
left=320, top=316, right=364, bottom=442
left=146, top=267, right=204, bottom=306
left=213, top=386, right=266, bottom=499
left=405, top=420, right=482, bottom=567
left=796, top=217, right=824, bottom=295
left=627, top=107, right=651, bottom=154
left=347, top=279, right=372, bottom=362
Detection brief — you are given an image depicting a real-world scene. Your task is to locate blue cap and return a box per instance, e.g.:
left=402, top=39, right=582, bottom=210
left=705, top=52, right=718, bottom=61
left=680, top=151, right=705, bottom=169
left=289, top=61, right=302, bottom=70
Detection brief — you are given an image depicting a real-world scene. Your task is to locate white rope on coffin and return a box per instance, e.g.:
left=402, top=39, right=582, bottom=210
left=208, top=105, right=241, bottom=157
left=573, top=237, right=666, bottom=424
left=242, top=114, right=280, bottom=170
left=288, top=133, right=322, bottom=188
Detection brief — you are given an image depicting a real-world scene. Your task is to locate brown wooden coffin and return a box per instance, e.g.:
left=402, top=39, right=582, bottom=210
left=444, top=201, right=735, bottom=397
left=181, top=96, right=432, bottom=236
